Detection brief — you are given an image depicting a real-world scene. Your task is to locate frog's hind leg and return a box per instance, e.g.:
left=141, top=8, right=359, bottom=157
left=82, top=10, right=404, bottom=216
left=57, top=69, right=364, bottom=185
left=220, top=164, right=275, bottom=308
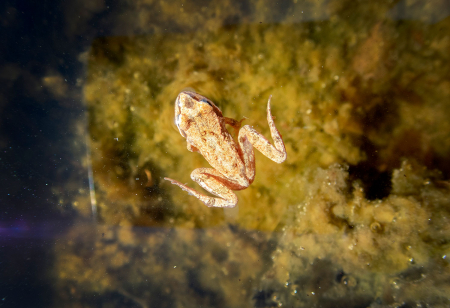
left=238, top=95, right=287, bottom=169
left=164, top=168, right=239, bottom=208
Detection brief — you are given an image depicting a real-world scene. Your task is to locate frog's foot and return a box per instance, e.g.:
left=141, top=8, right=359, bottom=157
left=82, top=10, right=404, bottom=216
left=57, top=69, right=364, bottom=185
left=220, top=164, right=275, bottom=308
left=164, top=168, right=239, bottom=208
left=164, top=177, right=212, bottom=205
left=238, top=95, right=287, bottom=165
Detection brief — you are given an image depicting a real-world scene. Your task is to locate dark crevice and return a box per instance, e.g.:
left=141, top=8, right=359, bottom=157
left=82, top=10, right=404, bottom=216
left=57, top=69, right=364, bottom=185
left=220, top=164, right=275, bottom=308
left=349, top=162, right=392, bottom=200
left=348, top=136, right=392, bottom=201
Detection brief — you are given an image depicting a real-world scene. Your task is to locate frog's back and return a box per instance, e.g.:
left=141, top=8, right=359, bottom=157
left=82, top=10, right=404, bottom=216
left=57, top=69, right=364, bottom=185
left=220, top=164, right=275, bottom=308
left=201, top=129, right=244, bottom=172
left=185, top=102, right=247, bottom=183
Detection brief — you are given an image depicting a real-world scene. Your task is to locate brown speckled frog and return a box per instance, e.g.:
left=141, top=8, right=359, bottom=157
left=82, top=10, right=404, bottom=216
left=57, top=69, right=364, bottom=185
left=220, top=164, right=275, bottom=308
left=164, top=91, right=287, bottom=208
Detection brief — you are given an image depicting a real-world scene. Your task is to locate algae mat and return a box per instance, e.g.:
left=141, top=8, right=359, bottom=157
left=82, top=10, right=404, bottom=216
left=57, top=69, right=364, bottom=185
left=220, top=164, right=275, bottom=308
left=58, top=19, right=450, bottom=307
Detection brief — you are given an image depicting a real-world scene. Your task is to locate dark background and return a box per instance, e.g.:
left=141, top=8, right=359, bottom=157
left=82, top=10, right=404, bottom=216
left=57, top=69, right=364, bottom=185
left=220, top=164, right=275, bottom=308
left=0, top=1, right=91, bottom=306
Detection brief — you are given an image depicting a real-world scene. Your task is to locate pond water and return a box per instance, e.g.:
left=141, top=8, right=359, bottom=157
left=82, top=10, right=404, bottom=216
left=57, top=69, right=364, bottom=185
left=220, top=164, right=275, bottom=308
left=1, top=0, right=450, bottom=307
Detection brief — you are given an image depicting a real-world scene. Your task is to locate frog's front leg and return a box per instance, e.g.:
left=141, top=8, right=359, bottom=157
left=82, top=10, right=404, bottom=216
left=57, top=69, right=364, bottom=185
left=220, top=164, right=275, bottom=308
left=164, top=168, right=241, bottom=208
left=223, top=116, right=246, bottom=137
left=238, top=95, right=287, bottom=174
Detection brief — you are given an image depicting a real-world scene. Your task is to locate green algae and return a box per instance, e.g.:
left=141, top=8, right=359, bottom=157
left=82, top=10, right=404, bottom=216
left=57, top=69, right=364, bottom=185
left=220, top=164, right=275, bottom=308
left=83, top=18, right=450, bottom=229
left=84, top=24, right=365, bottom=230
left=57, top=0, right=450, bottom=306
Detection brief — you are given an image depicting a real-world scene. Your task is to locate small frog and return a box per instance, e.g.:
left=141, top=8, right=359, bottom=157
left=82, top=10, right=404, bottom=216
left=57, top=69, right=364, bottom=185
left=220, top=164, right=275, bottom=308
left=164, top=91, right=287, bottom=208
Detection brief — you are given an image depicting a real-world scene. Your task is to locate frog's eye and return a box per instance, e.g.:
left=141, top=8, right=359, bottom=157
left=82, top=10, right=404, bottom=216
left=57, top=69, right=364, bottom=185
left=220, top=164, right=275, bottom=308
left=200, top=98, right=212, bottom=107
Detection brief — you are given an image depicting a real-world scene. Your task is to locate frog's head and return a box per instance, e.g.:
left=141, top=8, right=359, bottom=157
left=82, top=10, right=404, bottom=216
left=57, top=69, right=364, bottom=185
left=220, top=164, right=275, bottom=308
left=174, top=91, right=223, bottom=138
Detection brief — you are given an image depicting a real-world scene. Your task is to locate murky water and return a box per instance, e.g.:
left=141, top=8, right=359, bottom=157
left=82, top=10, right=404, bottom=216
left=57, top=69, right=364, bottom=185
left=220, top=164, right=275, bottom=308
left=2, top=1, right=450, bottom=307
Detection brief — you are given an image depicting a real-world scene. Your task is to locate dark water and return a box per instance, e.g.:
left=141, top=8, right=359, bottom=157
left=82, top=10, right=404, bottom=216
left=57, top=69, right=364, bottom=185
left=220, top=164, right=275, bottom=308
left=1, top=1, right=88, bottom=306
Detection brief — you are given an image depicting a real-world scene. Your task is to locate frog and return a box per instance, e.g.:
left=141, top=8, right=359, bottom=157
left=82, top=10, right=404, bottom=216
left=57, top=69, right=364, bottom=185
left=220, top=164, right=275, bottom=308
left=164, top=91, right=287, bottom=208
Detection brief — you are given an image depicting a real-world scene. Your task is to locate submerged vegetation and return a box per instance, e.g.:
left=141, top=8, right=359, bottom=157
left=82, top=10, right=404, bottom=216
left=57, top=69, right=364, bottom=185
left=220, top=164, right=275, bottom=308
left=56, top=0, right=450, bottom=306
